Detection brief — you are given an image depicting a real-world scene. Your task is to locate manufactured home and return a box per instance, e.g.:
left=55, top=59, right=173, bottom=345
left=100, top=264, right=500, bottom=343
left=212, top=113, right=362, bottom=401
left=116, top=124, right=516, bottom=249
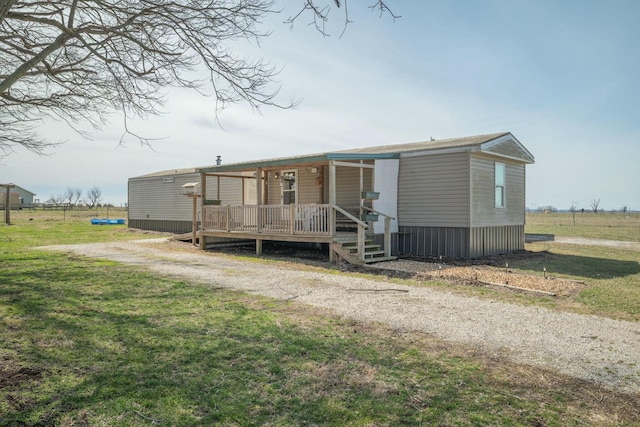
left=128, top=132, right=534, bottom=263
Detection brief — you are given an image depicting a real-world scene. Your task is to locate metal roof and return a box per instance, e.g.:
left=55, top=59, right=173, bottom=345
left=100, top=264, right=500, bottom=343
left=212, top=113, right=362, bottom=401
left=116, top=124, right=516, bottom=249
left=198, top=132, right=519, bottom=174
left=133, top=132, right=530, bottom=177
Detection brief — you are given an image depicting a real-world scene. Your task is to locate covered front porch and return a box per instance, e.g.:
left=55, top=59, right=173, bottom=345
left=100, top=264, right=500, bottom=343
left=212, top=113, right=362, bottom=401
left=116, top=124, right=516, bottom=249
left=193, top=154, right=399, bottom=264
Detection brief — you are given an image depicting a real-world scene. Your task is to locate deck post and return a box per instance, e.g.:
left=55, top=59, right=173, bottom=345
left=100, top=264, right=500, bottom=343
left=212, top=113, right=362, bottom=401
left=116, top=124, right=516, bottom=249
left=199, top=172, right=207, bottom=248
left=256, top=239, right=263, bottom=256
left=329, top=161, right=336, bottom=237
left=256, top=167, right=263, bottom=232
left=384, top=216, right=391, bottom=257
left=359, top=160, right=364, bottom=221
left=191, top=195, right=198, bottom=246
left=357, top=224, right=365, bottom=262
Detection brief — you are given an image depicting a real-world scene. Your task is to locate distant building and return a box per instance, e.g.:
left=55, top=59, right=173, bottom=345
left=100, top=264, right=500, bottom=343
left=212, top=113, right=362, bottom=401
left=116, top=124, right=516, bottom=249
left=0, top=185, right=36, bottom=209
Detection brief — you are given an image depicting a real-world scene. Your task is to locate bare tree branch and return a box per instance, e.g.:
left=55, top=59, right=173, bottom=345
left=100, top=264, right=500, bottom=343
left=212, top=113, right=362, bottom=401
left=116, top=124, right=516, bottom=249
left=0, top=0, right=287, bottom=154
left=85, top=185, right=102, bottom=208
left=1, top=0, right=396, bottom=156
left=284, top=0, right=398, bottom=37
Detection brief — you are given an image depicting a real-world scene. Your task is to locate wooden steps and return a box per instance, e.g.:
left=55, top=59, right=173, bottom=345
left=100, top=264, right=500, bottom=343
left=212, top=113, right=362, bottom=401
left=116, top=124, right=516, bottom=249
left=330, top=236, right=396, bottom=265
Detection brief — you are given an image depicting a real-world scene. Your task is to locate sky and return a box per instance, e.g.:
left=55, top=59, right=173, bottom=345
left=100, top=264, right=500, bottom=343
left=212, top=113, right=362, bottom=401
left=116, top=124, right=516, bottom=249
left=2, top=1, right=639, bottom=211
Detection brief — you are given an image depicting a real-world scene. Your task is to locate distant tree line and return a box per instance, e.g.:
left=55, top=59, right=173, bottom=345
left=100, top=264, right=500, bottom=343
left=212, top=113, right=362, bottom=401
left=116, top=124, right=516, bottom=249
left=46, top=186, right=103, bottom=208
left=528, top=200, right=632, bottom=214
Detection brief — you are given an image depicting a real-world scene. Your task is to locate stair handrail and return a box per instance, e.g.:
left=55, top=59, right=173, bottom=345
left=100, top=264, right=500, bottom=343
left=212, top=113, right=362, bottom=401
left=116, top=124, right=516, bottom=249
left=361, top=206, right=395, bottom=220
left=332, top=204, right=368, bottom=261
left=332, top=204, right=369, bottom=228
left=361, top=206, right=394, bottom=257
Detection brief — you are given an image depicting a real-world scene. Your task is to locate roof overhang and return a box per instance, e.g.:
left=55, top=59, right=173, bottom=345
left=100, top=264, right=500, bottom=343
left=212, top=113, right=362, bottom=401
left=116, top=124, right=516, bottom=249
left=193, top=132, right=533, bottom=175
left=198, top=152, right=398, bottom=174
left=479, top=133, right=535, bottom=164
left=398, top=132, right=535, bottom=164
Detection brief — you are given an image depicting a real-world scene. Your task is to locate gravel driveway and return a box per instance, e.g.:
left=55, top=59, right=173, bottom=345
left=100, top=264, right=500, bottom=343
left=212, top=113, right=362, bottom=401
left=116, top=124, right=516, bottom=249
left=43, top=238, right=640, bottom=395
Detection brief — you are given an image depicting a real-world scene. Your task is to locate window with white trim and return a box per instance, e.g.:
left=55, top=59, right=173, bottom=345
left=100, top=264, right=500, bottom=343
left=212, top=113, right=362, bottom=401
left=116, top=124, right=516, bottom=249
left=495, top=162, right=505, bottom=208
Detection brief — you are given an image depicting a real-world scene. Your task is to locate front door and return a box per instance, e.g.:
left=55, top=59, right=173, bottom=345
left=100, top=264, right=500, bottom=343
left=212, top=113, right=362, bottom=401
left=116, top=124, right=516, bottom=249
left=282, top=170, right=297, bottom=204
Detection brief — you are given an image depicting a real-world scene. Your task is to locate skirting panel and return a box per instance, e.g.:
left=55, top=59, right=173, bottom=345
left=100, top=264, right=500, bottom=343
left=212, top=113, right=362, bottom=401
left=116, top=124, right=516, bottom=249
left=469, top=225, right=524, bottom=258
left=398, top=226, right=470, bottom=258
left=128, top=219, right=194, bottom=234
left=397, top=225, right=524, bottom=259
left=372, top=233, right=401, bottom=256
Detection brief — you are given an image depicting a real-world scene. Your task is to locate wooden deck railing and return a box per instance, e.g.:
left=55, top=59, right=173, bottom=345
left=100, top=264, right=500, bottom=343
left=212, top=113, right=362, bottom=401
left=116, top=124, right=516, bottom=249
left=202, top=203, right=395, bottom=262
left=202, top=204, right=332, bottom=235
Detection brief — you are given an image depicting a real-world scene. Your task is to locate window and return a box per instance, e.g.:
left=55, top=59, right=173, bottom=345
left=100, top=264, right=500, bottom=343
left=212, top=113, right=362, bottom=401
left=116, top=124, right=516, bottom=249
left=495, top=162, right=505, bottom=208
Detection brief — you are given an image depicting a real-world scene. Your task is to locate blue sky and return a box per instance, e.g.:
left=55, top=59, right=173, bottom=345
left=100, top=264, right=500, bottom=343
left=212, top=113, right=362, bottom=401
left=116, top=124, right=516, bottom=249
left=2, top=1, right=639, bottom=211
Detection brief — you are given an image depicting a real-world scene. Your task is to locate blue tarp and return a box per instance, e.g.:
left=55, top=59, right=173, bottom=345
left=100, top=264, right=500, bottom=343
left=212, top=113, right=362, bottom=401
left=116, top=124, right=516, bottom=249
left=91, top=218, right=126, bottom=225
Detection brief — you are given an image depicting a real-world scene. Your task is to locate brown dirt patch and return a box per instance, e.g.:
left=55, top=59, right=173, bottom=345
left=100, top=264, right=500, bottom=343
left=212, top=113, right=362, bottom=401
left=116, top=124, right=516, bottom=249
left=414, top=265, right=584, bottom=296
left=0, top=365, right=45, bottom=388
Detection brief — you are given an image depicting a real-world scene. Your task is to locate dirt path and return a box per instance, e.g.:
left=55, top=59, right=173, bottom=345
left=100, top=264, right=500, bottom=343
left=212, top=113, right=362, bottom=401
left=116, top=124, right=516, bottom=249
left=554, top=236, right=640, bottom=251
left=43, top=238, right=640, bottom=395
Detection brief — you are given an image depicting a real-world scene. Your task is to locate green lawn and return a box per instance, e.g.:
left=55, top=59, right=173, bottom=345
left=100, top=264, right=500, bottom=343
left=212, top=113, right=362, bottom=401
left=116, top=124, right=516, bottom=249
left=526, top=211, right=640, bottom=242
left=518, top=212, right=640, bottom=321
left=1, top=210, right=638, bottom=425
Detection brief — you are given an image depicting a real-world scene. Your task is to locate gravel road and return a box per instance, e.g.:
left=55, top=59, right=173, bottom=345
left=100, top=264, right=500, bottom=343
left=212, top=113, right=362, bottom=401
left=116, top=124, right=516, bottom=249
left=43, top=238, right=640, bottom=395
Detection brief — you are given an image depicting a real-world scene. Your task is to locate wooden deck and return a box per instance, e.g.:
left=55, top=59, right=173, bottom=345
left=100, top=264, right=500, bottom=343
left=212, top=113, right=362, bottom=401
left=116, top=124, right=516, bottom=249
left=198, top=203, right=394, bottom=264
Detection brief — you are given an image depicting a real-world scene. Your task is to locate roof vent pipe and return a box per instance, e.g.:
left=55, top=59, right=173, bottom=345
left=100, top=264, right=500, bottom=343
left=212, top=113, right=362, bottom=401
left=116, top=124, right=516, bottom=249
left=216, top=155, right=222, bottom=165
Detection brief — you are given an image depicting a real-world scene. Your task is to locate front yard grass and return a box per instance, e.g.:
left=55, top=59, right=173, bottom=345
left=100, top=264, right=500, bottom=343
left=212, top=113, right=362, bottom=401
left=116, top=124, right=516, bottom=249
left=1, top=210, right=639, bottom=425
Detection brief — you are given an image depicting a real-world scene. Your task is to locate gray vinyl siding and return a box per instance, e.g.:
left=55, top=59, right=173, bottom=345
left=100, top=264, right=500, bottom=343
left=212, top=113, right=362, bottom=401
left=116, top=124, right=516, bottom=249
left=470, top=156, right=525, bottom=227
left=298, top=167, right=323, bottom=204
left=128, top=173, right=242, bottom=223
left=210, top=176, right=244, bottom=204
left=128, top=173, right=198, bottom=221
left=335, top=165, right=373, bottom=208
left=397, top=152, right=470, bottom=227
left=266, top=171, right=280, bottom=204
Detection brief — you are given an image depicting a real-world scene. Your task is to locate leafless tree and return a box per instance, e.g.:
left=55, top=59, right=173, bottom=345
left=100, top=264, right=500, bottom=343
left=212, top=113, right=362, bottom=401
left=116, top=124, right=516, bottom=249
left=0, top=1, right=395, bottom=156
left=569, top=201, right=578, bottom=226
left=62, top=187, right=75, bottom=205
left=62, top=187, right=82, bottom=206
left=85, top=186, right=102, bottom=208
left=590, top=198, right=600, bottom=214
left=73, top=188, right=83, bottom=205
left=47, top=193, right=62, bottom=204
